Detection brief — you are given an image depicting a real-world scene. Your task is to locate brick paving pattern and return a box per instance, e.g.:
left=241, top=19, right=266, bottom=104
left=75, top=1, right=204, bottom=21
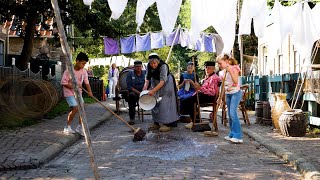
left=0, top=112, right=302, bottom=179
left=0, top=101, right=319, bottom=179
left=0, top=102, right=111, bottom=171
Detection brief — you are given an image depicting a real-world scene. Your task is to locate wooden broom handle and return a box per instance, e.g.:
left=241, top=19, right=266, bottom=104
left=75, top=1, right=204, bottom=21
left=211, top=69, right=228, bottom=132
left=192, top=57, right=202, bottom=122
left=81, top=87, right=137, bottom=131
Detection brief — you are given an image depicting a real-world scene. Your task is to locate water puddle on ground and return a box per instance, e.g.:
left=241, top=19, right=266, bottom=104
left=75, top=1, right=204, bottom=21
left=115, top=133, right=218, bottom=160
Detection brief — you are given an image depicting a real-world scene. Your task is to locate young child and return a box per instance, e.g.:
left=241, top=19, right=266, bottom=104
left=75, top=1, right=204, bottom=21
left=217, top=54, right=243, bottom=143
left=61, top=52, right=93, bottom=135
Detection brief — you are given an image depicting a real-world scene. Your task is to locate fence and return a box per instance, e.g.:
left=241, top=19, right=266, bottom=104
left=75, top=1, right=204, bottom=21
left=82, top=77, right=105, bottom=101
left=240, top=73, right=300, bottom=110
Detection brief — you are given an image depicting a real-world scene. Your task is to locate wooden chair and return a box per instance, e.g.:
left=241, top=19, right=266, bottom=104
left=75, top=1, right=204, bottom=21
left=193, top=95, right=219, bottom=131
left=221, top=84, right=251, bottom=126
left=239, top=84, right=250, bottom=125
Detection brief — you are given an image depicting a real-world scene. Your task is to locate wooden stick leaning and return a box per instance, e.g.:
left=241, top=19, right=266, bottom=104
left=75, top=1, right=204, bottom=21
left=50, top=0, right=100, bottom=179
left=203, top=69, right=228, bottom=136
left=81, top=88, right=146, bottom=141
left=191, top=58, right=211, bottom=131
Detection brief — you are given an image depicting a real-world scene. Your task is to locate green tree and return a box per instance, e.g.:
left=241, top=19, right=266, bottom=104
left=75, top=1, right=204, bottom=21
left=0, top=0, right=73, bottom=70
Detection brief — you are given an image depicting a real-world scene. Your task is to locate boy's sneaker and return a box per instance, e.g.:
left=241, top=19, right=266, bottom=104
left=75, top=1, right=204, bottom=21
left=224, top=136, right=231, bottom=141
left=76, top=126, right=84, bottom=136
left=230, top=138, right=243, bottom=144
left=64, top=126, right=75, bottom=134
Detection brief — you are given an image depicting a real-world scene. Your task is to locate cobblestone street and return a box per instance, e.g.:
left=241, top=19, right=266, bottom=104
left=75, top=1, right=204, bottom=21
left=0, top=111, right=302, bottom=180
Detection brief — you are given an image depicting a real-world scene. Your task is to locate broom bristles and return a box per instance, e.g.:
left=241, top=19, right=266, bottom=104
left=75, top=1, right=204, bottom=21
left=133, top=128, right=146, bottom=141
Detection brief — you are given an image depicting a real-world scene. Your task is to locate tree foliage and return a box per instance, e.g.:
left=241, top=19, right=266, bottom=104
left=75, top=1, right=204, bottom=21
left=0, top=0, right=70, bottom=70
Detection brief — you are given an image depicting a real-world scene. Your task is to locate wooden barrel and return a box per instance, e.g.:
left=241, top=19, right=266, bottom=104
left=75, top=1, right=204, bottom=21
left=255, top=101, right=264, bottom=124
left=262, top=101, right=272, bottom=126
left=279, top=109, right=307, bottom=137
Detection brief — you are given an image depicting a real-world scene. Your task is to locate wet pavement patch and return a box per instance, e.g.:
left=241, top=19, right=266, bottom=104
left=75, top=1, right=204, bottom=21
left=115, top=134, right=217, bottom=160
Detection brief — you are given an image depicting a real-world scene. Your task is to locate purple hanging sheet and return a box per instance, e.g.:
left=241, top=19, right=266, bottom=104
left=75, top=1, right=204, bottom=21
left=104, top=37, right=119, bottom=55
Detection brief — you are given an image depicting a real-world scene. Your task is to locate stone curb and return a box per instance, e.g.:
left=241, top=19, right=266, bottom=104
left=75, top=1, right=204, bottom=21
left=34, top=111, right=114, bottom=167
left=242, top=126, right=320, bottom=180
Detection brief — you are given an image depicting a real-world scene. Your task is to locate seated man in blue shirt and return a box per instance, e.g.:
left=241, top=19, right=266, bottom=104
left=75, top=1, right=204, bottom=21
left=126, top=60, right=146, bottom=125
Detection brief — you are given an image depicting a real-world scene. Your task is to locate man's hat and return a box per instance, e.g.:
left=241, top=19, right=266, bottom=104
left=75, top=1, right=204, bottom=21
left=204, top=61, right=215, bottom=66
left=134, top=60, right=143, bottom=66
left=187, top=61, right=193, bottom=65
left=148, top=52, right=160, bottom=60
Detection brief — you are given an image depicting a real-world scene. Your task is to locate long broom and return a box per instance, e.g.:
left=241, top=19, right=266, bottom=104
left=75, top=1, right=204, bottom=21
left=203, top=68, right=228, bottom=136
left=191, top=57, right=211, bottom=132
left=82, top=88, right=146, bottom=141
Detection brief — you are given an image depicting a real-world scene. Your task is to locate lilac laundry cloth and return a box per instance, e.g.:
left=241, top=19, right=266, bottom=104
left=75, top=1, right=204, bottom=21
left=104, top=37, right=119, bottom=55
left=136, top=33, right=151, bottom=52
left=195, top=38, right=203, bottom=51
left=166, top=28, right=180, bottom=46
left=120, top=35, right=136, bottom=54
left=150, top=32, right=165, bottom=49
left=203, top=34, right=216, bottom=53
left=179, top=29, right=190, bottom=48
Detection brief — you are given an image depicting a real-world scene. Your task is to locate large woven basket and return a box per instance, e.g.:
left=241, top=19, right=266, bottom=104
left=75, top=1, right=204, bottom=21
left=279, top=109, right=307, bottom=137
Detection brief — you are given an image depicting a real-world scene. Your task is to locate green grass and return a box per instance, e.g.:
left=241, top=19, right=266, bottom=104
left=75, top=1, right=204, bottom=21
left=45, top=99, right=70, bottom=119
left=0, top=97, right=97, bottom=130
left=83, top=97, right=96, bottom=104
left=306, top=126, right=320, bottom=138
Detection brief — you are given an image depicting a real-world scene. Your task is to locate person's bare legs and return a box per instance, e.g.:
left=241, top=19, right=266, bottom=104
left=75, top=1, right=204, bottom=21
left=67, top=106, right=78, bottom=126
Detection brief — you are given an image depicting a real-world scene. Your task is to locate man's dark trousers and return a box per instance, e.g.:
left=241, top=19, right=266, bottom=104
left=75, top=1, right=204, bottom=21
left=128, top=92, right=139, bottom=120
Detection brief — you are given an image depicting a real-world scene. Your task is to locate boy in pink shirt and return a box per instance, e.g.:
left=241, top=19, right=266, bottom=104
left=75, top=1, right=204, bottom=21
left=61, top=52, right=93, bottom=135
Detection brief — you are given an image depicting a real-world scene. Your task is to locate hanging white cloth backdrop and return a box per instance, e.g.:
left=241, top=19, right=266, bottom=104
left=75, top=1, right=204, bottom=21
left=267, top=0, right=301, bottom=59
left=136, top=0, right=156, bottom=31
left=190, top=0, right=237, bottom=54
left=239, top=0, right=267, bottom=38
left=136, top=0, right=182, bottom=36
left=108, top=0, right=128, bottom=20
left=83, top=0, right=320, bottom=61
left=292, top=2, right=320, bottom=63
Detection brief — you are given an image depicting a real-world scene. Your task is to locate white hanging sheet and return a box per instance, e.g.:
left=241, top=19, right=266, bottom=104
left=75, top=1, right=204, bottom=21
left=190, top=0, right=237, bottom=54
left=108, top=0, right=128, bottom=20
left=136, top=0, right=156, bottom=29
left=292, top=2, right=320, bottom=62
left=156, top=0, right=182, bottom=36
left=238, top=0, right=267, bottom=37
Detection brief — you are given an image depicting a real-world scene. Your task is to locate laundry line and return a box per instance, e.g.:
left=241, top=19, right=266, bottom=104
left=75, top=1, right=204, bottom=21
left=85, top=55, right=136, bottom=68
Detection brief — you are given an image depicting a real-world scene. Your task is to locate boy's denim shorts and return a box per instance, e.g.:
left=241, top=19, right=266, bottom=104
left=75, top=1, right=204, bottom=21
left=66, top=96, right=84, bottom=107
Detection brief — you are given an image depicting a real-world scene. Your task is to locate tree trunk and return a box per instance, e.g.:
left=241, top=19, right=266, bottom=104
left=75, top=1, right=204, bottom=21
left=16, top=11, right=37, bottom=70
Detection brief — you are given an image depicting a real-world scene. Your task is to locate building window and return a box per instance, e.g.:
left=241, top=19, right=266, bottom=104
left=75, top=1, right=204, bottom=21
left=0, top=40, right=4, bottom=66
left=278, top=54, right=283, bottom=74
left=294, top=51, right=300, bottom=73
left=264, top=55, right=267, bottom=75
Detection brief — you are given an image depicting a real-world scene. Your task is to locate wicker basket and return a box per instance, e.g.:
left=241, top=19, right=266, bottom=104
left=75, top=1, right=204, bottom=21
left=279, top=109, right=307, bottom=137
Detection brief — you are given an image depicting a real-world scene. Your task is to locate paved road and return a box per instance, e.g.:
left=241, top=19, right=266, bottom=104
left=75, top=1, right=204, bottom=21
left=0, top=112, right=302, bottom=180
